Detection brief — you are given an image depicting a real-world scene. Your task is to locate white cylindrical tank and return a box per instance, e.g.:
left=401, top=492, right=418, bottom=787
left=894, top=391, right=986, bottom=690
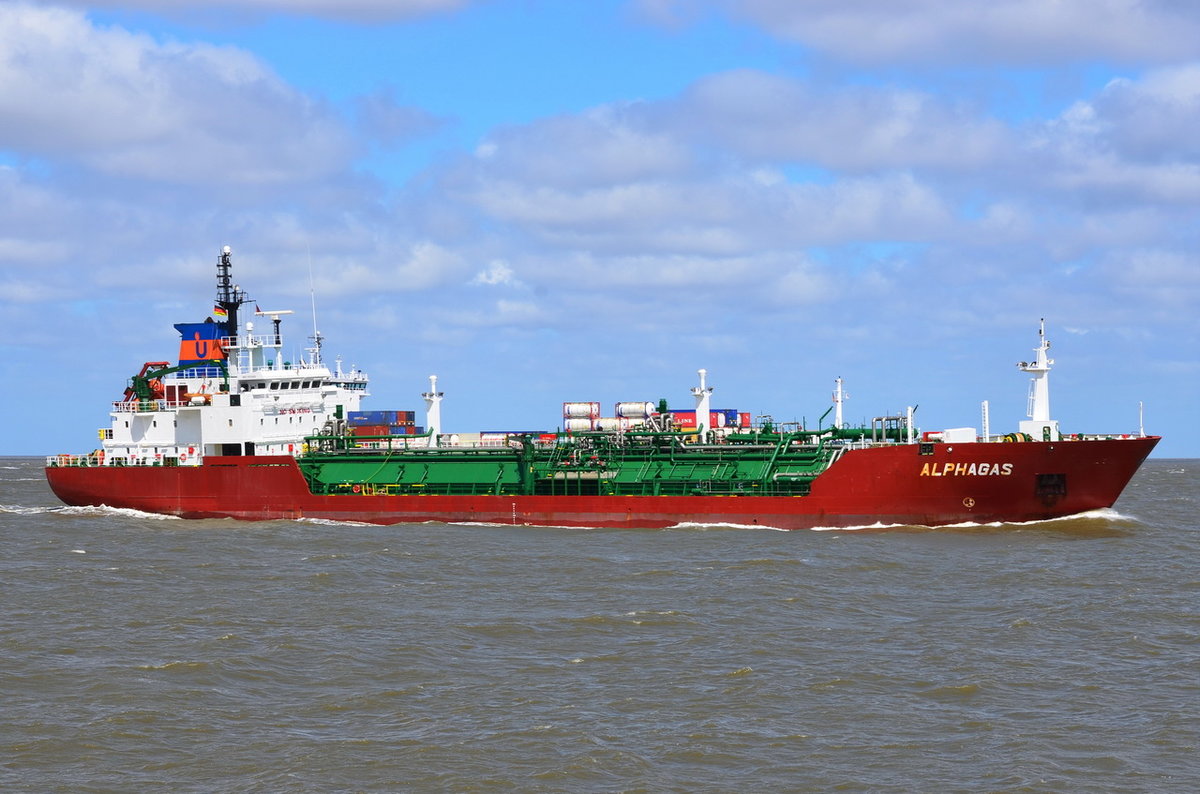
left=564, top=417, right=595, bottom=432
left=596, top=417, right=623, bottom=431
left=563, top=402, right=600, bottom=419
left=615, top=401, right=656, bottom=418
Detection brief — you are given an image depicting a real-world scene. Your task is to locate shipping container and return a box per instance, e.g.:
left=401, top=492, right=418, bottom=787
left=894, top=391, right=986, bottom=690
left=349, top=424, right=390, bottom=437
left=348, top=410, right=419, bottom=426
left=669, top=410, right=697, bottom=428
left=666, top=409, right=737, bottom=429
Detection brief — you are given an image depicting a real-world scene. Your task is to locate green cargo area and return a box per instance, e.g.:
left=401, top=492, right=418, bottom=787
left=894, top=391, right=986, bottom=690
left=297, top=431, right=842, bottom=498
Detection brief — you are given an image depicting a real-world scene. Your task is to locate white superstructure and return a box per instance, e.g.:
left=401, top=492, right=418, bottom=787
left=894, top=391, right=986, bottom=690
left=96, top=248, right=369, bottom=466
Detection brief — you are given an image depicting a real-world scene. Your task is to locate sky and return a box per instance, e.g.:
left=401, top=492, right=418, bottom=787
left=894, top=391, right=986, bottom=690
left=1, top=0, right=1197, bottom=457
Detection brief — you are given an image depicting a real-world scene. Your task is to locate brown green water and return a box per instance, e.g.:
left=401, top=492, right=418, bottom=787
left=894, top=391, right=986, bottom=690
left=3, top=458, right=1197, bottom=792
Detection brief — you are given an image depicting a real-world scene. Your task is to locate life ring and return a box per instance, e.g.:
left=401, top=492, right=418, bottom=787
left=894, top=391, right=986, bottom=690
left=179, top=453, right=187, bottom=462
left=352, top=484, right=362, bottom=494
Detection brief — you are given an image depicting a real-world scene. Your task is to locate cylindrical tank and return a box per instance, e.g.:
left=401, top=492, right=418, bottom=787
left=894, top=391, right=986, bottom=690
left=596, top=417, right=623, bottom=431
left=615, top=401, right=656, bottom=418
left=564, top=417, right=595, bottom=432
left=563, top=401, right=600, bottom=418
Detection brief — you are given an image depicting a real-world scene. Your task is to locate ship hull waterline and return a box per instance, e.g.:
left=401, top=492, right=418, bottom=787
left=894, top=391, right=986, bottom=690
left=45, top=436, right=1159, bottom=530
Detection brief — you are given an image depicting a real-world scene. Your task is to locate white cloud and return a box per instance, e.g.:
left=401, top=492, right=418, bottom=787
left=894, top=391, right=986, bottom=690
left=1104, top=248, right=1200, bottom=310
left=771, top=257, right=837, bottom=304
left=356, top=87, right=449, bottom=147
left=0, top=3, right=355, bottom=185
left=470, top=260, right=518, bottom=286
left=39, top=0, right=475, bottom=24
left=678, top=70, right=1011, bottom=171
left=641, top=0, right=1200, bottom=65
left=473, top=106, right=693, bottom=189
left=1028, top=65, right=1200, bottom=205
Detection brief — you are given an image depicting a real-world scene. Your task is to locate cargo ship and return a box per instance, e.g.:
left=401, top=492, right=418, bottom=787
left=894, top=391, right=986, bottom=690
left=45, top=247, right=1159, bottom=530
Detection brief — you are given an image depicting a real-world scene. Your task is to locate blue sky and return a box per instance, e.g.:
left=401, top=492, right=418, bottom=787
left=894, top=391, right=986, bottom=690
left=2, top=0, right=1198, bottom=456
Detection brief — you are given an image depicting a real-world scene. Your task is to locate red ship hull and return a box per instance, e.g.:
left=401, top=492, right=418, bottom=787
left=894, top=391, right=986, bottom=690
left=45, top=436, right=1159, bottom=530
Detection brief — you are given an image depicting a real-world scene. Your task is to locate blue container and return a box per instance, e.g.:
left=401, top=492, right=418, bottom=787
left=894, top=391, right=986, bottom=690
left=349, top=410, right=397, bottom=426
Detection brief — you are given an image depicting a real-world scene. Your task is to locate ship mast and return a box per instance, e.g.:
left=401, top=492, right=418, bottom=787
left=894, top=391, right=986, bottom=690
left=1017, top=319, right=1060, bottom=441
left=691, top=369, right=713, bottom=442
left=832, top=377, right=849, bottom=429
left=423, top=375, right=444, bottom=448
left=215, top=245, right=251, bottom=339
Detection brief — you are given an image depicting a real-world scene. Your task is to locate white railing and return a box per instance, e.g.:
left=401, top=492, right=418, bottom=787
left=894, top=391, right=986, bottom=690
left=112, top=399, right=198, bottom=413
left=46, top=453, right=107, bottom=467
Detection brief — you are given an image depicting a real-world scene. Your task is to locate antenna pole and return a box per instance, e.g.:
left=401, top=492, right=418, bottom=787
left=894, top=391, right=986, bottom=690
left=307, top=243, right=322, bottom=366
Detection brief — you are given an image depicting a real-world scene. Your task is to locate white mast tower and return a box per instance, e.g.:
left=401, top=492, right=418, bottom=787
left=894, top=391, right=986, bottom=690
left=692, top=369, right=713, bottom=442
left=832, top=377, right=848, bottom=429
left=422, top=375, right=443, bottom=448
left=1017, top=319, right=1060, bottom=441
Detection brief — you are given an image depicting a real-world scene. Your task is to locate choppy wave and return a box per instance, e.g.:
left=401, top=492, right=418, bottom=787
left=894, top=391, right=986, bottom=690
left=0, top=503, right=181, bottom=520
left=294, top=517, right=379, bottom=527
left=940, top=507, right=1137, bottom=529
left=670, top=508, right=1141, bottom=534
left=1, top=459, right=1195, bottom=793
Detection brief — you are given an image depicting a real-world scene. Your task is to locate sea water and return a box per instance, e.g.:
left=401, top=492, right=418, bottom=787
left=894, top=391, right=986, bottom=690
left=2, top=458, right=1197, bottom=792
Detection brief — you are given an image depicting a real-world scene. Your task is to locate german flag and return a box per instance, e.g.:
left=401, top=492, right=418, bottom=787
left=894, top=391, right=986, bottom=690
left=213, top=305, right=228, bottom=318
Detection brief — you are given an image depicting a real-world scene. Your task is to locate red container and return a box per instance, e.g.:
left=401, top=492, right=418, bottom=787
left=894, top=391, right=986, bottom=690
left=350, top=424, right=389, bottom=437
left=670, top=410, right=697, bottom=428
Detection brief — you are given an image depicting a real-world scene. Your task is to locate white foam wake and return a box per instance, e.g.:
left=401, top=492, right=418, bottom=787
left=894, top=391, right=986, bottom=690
left=0, top=503, right=181, bottom=520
